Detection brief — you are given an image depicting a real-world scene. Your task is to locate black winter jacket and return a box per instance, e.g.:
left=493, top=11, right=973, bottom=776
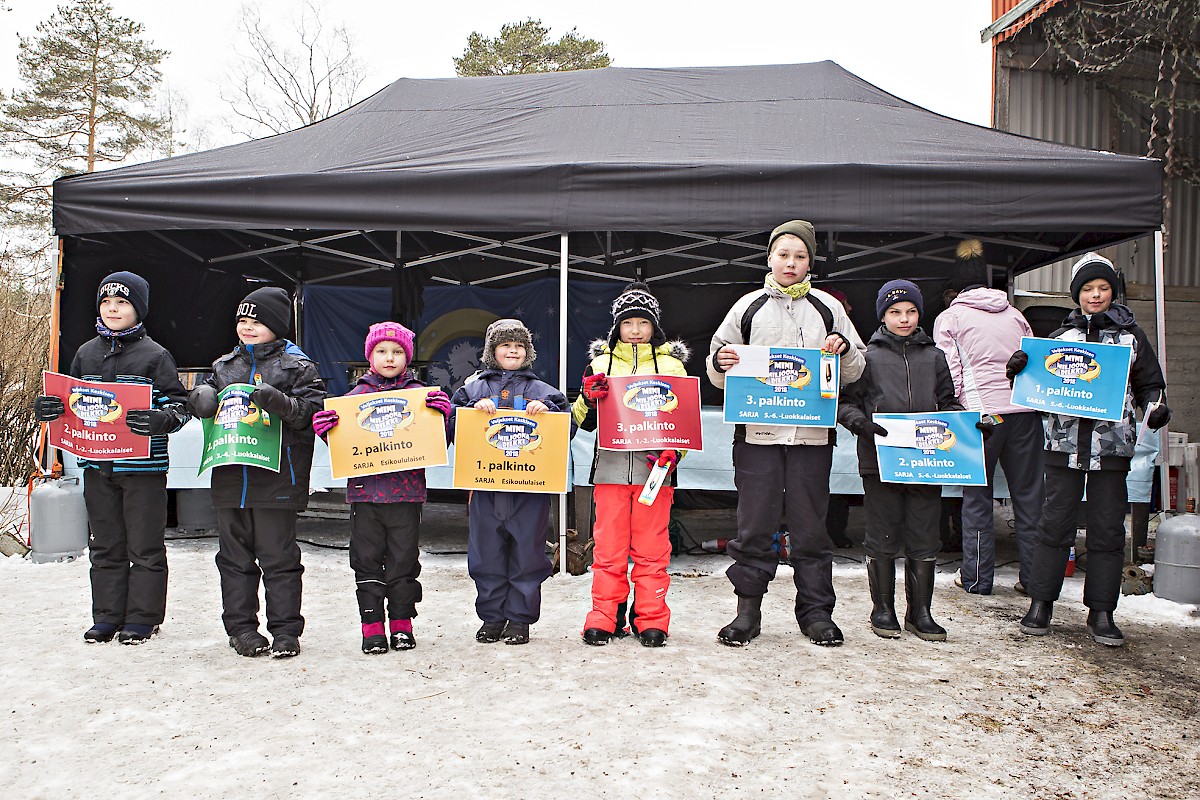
left=838, top=327, right=964, bottom=475
left=203, top=339, right=326, bottom=509
left=70, top=328, right=189, bottom=475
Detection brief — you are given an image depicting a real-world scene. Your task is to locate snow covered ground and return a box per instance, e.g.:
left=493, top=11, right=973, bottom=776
left=1, top=516, right=1198, bottom=800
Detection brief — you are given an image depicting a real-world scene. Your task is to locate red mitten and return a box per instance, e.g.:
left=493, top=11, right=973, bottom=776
left=581, top=372, right=609, bottom=405
left=645, top=449, right=680, bottom=475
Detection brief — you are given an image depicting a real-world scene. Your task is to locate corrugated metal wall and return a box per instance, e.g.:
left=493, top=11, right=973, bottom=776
left=998, top=35, right=1199, bottom=293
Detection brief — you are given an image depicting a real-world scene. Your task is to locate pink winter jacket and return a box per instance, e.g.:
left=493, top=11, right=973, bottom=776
left=932, top=288, right=1033, bottom=416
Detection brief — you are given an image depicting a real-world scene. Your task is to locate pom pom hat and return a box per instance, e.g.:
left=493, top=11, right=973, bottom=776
left=607, top=282, right=665, bottom=348
left=97, top=272, right=149, bottom=322
left=364, top=321, right=415, bottom=364
left=950, top=239, right=989, bottom=291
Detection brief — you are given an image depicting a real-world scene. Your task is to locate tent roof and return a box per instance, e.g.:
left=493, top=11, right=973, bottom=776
left=53, top=60, right=1163, bottom=238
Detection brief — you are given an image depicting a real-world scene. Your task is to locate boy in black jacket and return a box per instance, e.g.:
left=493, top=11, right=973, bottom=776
left=188, top=287, right=326, bottom=658
left=34, top=272, right=189, bottom=644
left=449, top=319, right=569, bottom=646
left=839, top=280, right=978, bottom=642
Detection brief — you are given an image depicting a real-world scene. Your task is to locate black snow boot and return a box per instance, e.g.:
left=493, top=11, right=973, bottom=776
left=717, top=594, right=762, bottom=647
left=801, top=618, right=844, bottom=646
left=229, top=630, right=270, bottom=657
left=118, top=624, right=159, bottom=645
left=1086, top=610, right=1125, bottom=647
left=582, top=628, right=612, bottom=646
left=1020, top=600, right=1053, bottom=636
left=903, top=558, right=947, bottom=642
left=270, top=634, right=301, bottom=659
left=84, top=622, right=119, bottom=643
left=475, top=621, right=505, bottom=643
left=638, top=629, right=667, bottom=648
left=866, top=556, right=901, bottom=639
left=503, top=621, right=530, bottom=645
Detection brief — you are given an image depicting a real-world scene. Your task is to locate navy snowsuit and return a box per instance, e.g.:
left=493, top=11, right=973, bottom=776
left=450, top=368, right=569, bottom=625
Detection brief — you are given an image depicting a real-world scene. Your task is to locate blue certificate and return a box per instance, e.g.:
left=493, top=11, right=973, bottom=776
left=1011, top=336, right=1132, bottom=422
left=874, top=411, right=987, bottom=486
left=722, top=346, right=838, bottom=427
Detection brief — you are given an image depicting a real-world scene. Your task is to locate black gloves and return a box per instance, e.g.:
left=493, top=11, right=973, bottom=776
left=188, top=385, right=219, bottom=419
left=126, top=408, right=176, bottom=436
left=976, top=417, right=995, bottom=441
left=250, top=383, right=295, bottom=417
left=851, top=420, right=888, bottom=438
left=1146, top=403, right=1171, bottom=431
left=1005, top=350, right=1029, bottom=386
left=34, top=395, right=65, bottom=422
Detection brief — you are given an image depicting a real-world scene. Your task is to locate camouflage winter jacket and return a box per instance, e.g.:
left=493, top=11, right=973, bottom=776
left=1043, top=304, right=1166, bottom=472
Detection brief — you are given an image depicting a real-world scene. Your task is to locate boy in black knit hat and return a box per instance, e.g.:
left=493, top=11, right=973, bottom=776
left=34, top=272, right=190, bottom=645
left=449, top=318, right=569, bottom=645
left=572, top=282, right=690, bottom=648
left=188, top=286, right=326, bottom=658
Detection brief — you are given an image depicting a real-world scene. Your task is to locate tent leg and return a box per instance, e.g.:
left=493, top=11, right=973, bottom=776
left=1155, top=229, right=1170, bottom=514
left=559, top=232, right=569, bottom=576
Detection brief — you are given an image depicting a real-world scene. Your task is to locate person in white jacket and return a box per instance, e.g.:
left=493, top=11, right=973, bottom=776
left=933, top=239, right=1043, bottom=596
left=708, top=220, right=866, bottom=647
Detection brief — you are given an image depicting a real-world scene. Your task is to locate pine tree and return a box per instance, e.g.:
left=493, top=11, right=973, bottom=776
left=454, top=19, right=611, bottom=77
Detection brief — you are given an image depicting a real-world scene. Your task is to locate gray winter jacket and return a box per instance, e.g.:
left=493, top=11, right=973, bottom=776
left=1043, top=304, right=1166, bottom=471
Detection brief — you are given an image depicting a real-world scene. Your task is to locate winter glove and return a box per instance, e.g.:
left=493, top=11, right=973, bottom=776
left=312, top=409, right=339, bottom=439
left=249, top=383, right=295, bottom=417
left=581, top=372, right=609, bottom=405
left=976, top=417, right=995, bottom=441
left=851, top=420, right=888, bottom=438
left=1005, top=350, right=1029, bottom=386
left=188, top=385, right=219, bottom=419
left=645, top=449, right=680, bottom=475
left=34, top=395, right=65, bottom=422
left=425, top=389, right=452, bottom=418
left=126, top=408, right=175, bottom=436
left=1146, top=402, right=1171, bottom=431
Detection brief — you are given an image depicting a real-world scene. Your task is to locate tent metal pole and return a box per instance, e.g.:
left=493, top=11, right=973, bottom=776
left=559, top=232, right=570, bottom=576
left=1154, top=230, right=1170, bottom=513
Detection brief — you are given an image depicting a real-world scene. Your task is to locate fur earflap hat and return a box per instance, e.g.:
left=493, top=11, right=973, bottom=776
left=482, top=318, right=536, bottom=370
left=236, top=286, right=292, bottom=338
left=1069, top=253, right=1119, bottom=304
left=364, top=321, right=415, bottom=365
left=950, top=239, right=989, bottom=292
left=97, top=271, right=150, bottom=322
left=607, top=281, right=665, bottom=348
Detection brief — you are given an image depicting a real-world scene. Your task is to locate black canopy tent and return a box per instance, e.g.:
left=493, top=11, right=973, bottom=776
left=52, top=60, right=1164, bottom=374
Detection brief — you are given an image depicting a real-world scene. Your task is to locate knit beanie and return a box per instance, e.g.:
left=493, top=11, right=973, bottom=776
left=236, top=286, right=292, bottom=338
left=364, top=321, right=415, bottom=364
left=1069, top=253, right=1118, bottom=304
left=950, top=239, right=989, bottom=291
left=607, top=281, right=665, bottom=348
left=482, top=318, right=536, bottom=370
left=767, top=220, right=818, bottom=262
left=876, top=279, right=924, bottom=320
left=97, top=271, right=150, bottom=322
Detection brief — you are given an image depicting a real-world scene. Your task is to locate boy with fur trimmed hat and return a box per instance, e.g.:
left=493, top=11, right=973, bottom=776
left=310, top=322, right=452, bottom=654
left=1008, top=252, right=1169, bottom=646
left=34, top=272, right=190, bottom=645
left=839, top=280, right=970, bottom=642
left=187, top=286, right=326, bottom=658
left=449, top=318, right=569, bottom=645
left=573, top=281, right=689, bottom=648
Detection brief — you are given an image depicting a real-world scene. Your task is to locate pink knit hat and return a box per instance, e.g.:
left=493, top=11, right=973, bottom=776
left=364, top=321, right=415, bottom=365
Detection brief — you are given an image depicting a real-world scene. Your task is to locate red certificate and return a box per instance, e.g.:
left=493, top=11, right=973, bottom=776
left=596, top=374, right=703, bottom=451
left=43, top=371, right=153, bottom=460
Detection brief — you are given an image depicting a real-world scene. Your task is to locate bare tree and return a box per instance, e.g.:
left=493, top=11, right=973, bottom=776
left=221, top=1, right=368, bottom=138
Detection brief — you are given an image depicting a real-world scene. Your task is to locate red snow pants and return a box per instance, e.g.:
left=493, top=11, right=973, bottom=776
left=584, top=483, right=673, bottom=635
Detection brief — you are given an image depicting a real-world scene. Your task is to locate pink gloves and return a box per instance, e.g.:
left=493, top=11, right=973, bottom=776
left=425, top=389, right=451, bottom=417
left=312, top=409, right=339, bottom=439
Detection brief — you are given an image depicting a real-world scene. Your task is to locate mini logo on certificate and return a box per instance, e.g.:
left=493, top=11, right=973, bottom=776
left=914, top=419, right=956, bottom=454
left=68, top=387, right=123, bottom=428
left=486, top=416, right=542, bottom=458
left=760, top=353, right=811, bottom=392
left=621, top=379, right=678, bottom=417
left=215, top=387, right=263, bottom=429
left=355, top=397, right=413, bottom=438
left=1044, top=346, right=1101, bottom=384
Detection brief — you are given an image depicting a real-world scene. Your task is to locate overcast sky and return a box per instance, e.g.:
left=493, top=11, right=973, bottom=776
left=1, top=0, right=996, bottom=153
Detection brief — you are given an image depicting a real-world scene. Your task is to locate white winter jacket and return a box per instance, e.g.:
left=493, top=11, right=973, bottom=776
left=707, top=284, right=866, bottom=446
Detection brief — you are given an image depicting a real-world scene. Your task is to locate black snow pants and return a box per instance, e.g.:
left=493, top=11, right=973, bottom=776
left=349, top=502, right=422, bottom=623
left=215, top=507, right=305, bottom=637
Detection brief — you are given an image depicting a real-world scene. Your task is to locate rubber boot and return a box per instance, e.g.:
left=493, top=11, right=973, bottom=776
left=866, top=556, right=901, bottom=639
left=1086, top=609, right=1125, bottom=647
left=903, top=558, right=947, bottom=642
left=1019, top=600, right=1053, bottom=636
left=717, top=594, right=762, bottom=647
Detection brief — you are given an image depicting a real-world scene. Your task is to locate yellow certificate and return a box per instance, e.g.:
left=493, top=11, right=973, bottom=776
left=451, top=408, right=570, bottom=494
left=325, top=388, right=448, bottom=480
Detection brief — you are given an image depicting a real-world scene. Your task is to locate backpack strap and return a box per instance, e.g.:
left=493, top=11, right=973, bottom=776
left=739, top=290, right=835, bottom=344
